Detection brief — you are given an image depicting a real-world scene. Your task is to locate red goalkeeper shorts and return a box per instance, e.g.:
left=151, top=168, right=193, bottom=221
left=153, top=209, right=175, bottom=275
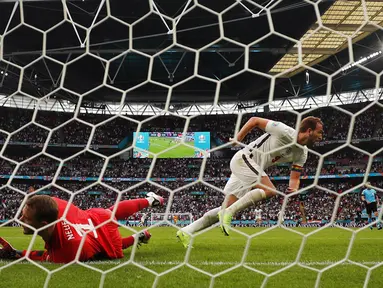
left=86, top=208, right=124, bottom=259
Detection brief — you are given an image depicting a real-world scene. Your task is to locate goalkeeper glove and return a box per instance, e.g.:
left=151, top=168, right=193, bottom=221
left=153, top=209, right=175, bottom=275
left=0, top=237, right=20, bottom=260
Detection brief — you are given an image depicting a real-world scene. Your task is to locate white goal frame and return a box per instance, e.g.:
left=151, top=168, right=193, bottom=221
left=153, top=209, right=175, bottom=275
left=151, top=213, right=193, bottom=226
left=0, top=1, right=382, bottom=288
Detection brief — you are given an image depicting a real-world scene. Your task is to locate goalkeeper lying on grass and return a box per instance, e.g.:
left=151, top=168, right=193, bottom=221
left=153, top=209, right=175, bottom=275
left=0, top=193, right=164, bottom=263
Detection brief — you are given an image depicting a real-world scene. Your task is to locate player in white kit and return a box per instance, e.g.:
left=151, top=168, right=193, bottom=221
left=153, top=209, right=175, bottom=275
left=277, top=210, right=285, bottom=224
left=176, top=116, right=323, bottom=247
left=139, top=213, right=148, bottom=227
left=254, top=209, right=263, bottom=223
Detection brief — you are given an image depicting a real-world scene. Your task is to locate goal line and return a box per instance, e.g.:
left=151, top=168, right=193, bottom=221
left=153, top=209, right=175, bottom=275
left=1, top=260, right=379, bottom=266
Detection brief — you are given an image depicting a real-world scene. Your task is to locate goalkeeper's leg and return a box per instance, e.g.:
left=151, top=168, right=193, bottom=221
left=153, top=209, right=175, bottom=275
left=122, top=230, right=152, bottom=249
left=109, top=192, right=164, bottom=220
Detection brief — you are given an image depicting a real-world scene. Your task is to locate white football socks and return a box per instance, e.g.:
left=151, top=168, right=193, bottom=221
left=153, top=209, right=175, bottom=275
left=225, top=188, right=266, bottom=215
left=182, top=207, right=221, bottom=234
left=181, top=189, right=266, bottom=234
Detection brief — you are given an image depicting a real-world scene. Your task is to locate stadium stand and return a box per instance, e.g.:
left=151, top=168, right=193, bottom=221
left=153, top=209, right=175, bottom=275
left=1, top=106, right=382, bottom=228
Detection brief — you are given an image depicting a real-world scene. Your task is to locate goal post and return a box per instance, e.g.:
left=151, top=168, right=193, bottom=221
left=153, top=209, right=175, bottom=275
left=151, top=213, right=194, bottom=227
left=0, top=0, right=382, bottom=287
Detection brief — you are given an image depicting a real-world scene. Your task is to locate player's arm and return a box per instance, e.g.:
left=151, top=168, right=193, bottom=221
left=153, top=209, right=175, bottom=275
left=18, top=250, right=48, bottom=261
left=0, top=237, right=20, bottom=260
left=375, top=193, right=379, bottom=206
left=361, top=192, right=365, bottom=202
left=0, top=237, right=47, bottom=261
left=288, top=149, right=307, bottom=193
left=287, top=167, right=303, bottom=193
left=361, top=190, right=369, bottom=203
left=232, top=117, right=270, bottom=142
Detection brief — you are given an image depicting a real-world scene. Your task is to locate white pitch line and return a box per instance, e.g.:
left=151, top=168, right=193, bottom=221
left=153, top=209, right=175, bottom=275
left=4, top=237, right=383, bottom=240
left=1, top=260, right=382, bottom=266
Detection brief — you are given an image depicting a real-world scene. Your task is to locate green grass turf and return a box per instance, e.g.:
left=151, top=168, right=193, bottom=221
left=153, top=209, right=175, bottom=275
left=148, top=137, right=195, bottom=158
left=1, top=226, right=383, bottom=288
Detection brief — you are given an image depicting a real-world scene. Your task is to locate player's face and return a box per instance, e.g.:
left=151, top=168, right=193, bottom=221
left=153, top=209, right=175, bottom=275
left=20, top=206, right=41, bottom=235
left=306, top=123, right=324, bottom=147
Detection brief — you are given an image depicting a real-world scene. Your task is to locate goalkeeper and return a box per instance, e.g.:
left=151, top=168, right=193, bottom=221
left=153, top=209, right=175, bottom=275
left=0, top=192, right=164, bottom=263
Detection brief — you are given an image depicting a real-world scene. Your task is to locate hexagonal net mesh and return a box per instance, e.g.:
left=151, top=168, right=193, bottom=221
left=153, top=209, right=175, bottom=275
left=0, top=0, right=382, bottom=287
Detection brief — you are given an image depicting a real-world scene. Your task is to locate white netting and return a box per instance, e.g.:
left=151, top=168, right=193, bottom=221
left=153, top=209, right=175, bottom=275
left=0, top=0, right=382, bottom=287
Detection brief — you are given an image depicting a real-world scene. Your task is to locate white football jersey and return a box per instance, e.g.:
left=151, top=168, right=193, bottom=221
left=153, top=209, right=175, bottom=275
left=242, top=121, right=308, bottom=169
left=255, top=209, right=262, bottom=218
left=140, top=214, right=147, bottom=222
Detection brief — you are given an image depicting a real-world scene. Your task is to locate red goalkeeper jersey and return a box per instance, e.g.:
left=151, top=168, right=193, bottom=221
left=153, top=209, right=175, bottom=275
left=31, top=197, right=123, bottom=263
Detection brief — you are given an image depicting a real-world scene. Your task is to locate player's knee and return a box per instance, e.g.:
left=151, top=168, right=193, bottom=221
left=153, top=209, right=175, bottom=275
left=264, top=189, right=276, bottom=198
left=252, top=184, right=274, bottom=198
left=225, top=195, right=238, bottom=207
left=203, top=210, right=217, bottom=219
left=203, top=207, right=220, bottom=223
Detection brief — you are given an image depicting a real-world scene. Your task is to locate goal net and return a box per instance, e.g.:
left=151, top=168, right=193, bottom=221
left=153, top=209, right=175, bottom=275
left=0, top=0, right=382, bottom=287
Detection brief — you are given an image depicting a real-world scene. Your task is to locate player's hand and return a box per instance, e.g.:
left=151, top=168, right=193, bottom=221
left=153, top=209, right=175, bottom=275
left=286, top=187, right=297, bottom=194
left=366, top=201, right=371, bottom=204
left=0, top=237, right=19, bottom=260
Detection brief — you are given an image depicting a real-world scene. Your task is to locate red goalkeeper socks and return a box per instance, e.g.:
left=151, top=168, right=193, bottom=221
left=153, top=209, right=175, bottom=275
left=122, top=230, right=152, bottom=249
left=122, top=236, right=135, bottom=249
left=108, top=199, right=149, bottom=220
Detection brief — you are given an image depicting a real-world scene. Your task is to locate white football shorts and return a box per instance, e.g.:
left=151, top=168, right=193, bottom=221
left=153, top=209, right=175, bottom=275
left=223, top=150, right=267, bottom=199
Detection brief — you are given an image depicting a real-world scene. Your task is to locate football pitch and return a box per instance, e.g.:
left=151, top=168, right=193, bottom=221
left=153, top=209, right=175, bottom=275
left=148, top=137, right=195, bottom=158
left=1, top=227, right=382, bottom=288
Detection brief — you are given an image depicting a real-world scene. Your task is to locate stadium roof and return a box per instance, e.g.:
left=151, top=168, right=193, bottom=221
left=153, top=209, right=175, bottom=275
left=0, top=0, right=382, bottom=106
left=1, top=87, right=380, bottom=116
left=270, top=0, right=383, bottom=75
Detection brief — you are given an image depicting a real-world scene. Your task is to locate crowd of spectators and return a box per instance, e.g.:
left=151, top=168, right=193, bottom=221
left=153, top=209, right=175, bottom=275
left=0, top=104, right=382, bottom=146
left=0, top=155, right=381, bottom=183
left=1, top=181, right=381, bottom=224
left=0, top=104, right=382, bottom=226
